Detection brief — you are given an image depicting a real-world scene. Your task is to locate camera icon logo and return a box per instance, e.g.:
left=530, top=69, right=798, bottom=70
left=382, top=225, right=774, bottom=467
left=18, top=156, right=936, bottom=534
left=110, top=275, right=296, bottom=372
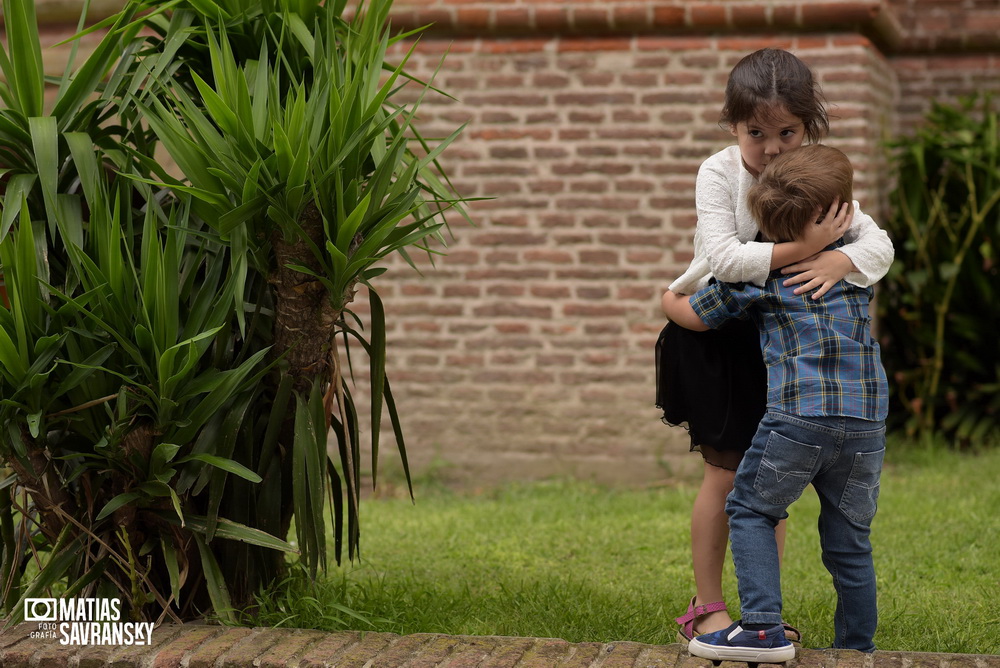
left=24, top=598, right=58, bottom=622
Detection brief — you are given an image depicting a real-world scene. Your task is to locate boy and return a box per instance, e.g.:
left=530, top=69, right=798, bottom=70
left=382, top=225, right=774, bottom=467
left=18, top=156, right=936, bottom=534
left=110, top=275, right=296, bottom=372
left=661, top=144, right=889, bottom=661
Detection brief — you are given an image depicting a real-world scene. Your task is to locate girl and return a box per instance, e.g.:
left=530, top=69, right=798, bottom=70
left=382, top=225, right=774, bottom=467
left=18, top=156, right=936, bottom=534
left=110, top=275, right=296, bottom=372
left=657, top=48, right=893, bottom=644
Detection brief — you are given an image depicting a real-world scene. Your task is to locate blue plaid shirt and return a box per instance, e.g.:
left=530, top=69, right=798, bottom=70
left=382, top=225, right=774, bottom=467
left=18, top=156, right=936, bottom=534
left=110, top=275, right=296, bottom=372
left=689, top=267, right=889, bottom=422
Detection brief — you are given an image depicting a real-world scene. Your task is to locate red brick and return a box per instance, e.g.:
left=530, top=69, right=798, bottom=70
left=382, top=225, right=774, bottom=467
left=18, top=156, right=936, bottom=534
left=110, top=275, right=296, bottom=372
left=524, top=249, right=573, bottom=264
left=401, top=284, right=436, bottom=296
left=489, top=146, right=529, bottom=159
left=185, top=628, right=257, bottom=668
left=563, top=303, right=629, bottom=317
left=829, top=34, right=874, bottom=48
left=577, top=286, right=611, bottom=299
left=400, top=634, right=465, bottom=666
left=731, top=4, right=772, bottom=28
left=651, top=6, right=685, bottom=28
left=496, top=638, right=574, bottom=666
left=455, top=7, right=491, bottom=30
left=796, top=35, right=834, bottom=49
left=557, top=37, right=631, bottom=53
left=579, top=71, right=615, bottom=86
left=558, top=129, right=592, bottom=141
left=531, top=73, right=570, bottom=88
left=801, top=2, right=878, bottom=26
left=479, top=39, right=549, bottom=55
left=472, top=303, right=551, bottom=319
left=531, top=286, right=571, bottom=299
left=578, top=250, right=619, bottom=265
left=296, top=631, right=388, bottom=666
left=493, top=8, right=531, bottom=31
left=412, top=8, right=453, bottom=30
left=591, top=641, right=648, bottom=667
left=470, top=128, right=551, bottom=140
left=619, top=72, right=658, bottom=87
left=576, top=145, right=616, bottom=158
left=533, top=7, right=571, bottom=32
left=617, top=285, right=657, bottom=300
left=150, top=627, right=223, bottom=668
left=568, top=112, right=607, bottom=127
left=493, top=322, right=531, bottom=334
left=689, top=3, right=728, bottom=27
left=638, top=35, right=711, bottom=51
left=527, top=178, right=566, bottom=192
left=485, top=284, right=526, bottom=297
left=473, top=369, right=554, bottom=384
left=483, top=250, right=519, bottom=264
left=612, top=6, right=651, bottom=31
left=614, top=179, right=655, bottom=193
left=717, top=36, right=793, bottom=52
left=772, top=4, right=799, bottom=26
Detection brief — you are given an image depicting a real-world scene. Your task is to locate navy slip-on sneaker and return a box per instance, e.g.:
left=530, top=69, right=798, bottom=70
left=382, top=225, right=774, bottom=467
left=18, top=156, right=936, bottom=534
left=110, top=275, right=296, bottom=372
left=688, top=621, right=796, bottom=663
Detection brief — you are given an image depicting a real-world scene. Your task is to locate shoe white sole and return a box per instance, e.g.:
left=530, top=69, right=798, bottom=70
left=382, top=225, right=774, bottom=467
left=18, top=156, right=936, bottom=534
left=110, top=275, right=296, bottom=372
left=688, top=637, right=797, bottom=663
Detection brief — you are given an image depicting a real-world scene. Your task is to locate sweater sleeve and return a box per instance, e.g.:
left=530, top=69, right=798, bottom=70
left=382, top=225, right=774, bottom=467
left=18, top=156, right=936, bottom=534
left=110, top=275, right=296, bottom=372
left=695, top=157, right=774, bottom=287
left=835, top=202, right=895, bottom=287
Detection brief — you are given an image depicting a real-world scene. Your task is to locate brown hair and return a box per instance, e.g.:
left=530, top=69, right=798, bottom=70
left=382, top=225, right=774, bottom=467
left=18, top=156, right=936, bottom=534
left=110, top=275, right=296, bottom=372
left=720, top=48, right=829, bottom=143
left=747, top=144, right=854, bottom=243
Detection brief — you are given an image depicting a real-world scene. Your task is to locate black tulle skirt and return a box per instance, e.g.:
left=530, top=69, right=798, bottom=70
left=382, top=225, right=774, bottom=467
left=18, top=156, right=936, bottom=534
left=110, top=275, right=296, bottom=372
left=655, top=316, right=767, bottom=470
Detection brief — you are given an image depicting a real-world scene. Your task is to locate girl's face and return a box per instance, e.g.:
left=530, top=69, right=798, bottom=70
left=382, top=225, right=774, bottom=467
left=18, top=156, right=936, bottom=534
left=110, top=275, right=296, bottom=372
left=730, top=105, right=806, bottom=178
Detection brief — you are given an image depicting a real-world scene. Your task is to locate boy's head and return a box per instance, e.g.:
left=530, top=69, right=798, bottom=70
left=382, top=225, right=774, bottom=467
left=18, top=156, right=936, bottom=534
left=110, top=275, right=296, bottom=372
left=747, top=144, right=854, bottom=243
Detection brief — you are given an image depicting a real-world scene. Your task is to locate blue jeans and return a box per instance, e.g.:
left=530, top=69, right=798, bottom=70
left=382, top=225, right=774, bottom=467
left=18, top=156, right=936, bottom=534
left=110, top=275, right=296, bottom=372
left=725, top=410, right=886, bottom=652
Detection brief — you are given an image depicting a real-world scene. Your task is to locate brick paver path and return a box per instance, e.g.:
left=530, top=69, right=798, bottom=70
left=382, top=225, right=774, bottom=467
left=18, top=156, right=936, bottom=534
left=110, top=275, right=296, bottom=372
left=0, top=623, right=997, bottom=667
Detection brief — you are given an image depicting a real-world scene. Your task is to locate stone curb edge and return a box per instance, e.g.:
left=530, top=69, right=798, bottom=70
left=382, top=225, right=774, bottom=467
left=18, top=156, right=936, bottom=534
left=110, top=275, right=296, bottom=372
left=0, top=622, right=998, bottom=668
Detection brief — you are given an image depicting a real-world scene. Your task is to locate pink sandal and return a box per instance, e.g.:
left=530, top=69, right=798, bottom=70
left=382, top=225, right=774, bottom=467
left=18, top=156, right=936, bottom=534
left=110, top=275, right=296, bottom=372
left=674, top=596, right=728, bottom=643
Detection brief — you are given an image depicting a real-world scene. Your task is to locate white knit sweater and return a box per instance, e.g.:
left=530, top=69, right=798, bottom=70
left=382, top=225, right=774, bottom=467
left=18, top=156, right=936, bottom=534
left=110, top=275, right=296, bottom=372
left=669, top=145, right=895, bottom=295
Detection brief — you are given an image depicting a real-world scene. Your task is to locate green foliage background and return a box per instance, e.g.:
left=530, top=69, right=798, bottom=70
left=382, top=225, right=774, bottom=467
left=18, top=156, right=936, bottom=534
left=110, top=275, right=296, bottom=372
left=878, top=96, right=1000, bottom=446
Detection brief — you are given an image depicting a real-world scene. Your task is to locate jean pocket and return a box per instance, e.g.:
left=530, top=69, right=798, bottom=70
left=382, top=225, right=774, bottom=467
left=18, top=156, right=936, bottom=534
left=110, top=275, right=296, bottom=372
left=753, top=431, right=821, bottom=505
left=839, top=448, right=885, bottom=523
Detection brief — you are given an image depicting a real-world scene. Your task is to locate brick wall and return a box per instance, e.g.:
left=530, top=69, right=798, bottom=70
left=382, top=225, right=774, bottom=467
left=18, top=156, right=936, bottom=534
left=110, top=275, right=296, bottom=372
left=887, top=0, right=1000, bottom=132
left=353, top=27, right=899, bottom=487
left=21, top=0, right=1000, bottom=487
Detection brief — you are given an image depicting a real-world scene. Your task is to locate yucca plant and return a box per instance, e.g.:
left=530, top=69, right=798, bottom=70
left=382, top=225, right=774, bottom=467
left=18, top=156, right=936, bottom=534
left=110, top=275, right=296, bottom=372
left=0, top=0, right=467, bottom=623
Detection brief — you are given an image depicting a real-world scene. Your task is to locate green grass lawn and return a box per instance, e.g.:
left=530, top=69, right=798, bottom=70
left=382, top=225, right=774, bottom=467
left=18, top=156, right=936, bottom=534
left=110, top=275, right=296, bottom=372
left=251, top=443, right=1000, bottom=655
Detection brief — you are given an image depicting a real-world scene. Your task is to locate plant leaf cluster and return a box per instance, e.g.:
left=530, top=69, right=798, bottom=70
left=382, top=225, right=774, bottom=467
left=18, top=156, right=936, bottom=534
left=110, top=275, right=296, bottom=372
left=879, top=95, right=1000, bottom=447
left=0, top=0, right=466, bottom=623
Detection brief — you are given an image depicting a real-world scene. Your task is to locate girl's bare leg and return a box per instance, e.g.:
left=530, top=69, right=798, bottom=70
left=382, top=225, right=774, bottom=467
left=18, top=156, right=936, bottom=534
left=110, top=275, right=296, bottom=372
left=689, top=460, right=787, bottom=635
left=690, top=462, right=736, bottom=634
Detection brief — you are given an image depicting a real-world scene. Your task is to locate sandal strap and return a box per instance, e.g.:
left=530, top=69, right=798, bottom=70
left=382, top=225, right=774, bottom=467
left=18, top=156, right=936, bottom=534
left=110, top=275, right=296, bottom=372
left=674, top=599, right=727, bottom=625
left=693, top=600, right=728, bottom=618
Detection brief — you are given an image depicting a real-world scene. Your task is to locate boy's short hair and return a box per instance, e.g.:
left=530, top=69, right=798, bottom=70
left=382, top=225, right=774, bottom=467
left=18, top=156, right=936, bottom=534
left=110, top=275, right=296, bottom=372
left=747, top=144, right=854, bottom=243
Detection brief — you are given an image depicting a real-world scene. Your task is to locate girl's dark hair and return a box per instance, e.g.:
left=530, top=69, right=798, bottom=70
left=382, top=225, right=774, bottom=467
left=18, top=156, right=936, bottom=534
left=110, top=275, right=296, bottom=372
left=747, top=144, right=854, bottom=243
left=720, top=48, right=829, bottom=143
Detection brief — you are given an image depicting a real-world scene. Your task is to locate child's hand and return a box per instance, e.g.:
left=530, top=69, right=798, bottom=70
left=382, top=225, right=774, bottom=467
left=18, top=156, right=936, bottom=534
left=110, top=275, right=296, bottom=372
left=801, top=200, right=852, bottom=254
left=781, top=250, right=856, bottom=299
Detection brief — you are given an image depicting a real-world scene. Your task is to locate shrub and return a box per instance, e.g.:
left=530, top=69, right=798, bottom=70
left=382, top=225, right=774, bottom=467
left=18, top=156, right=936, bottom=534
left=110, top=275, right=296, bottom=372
left=0, top=0, right=466, bottom=622
left=879, top=96, right=1000, bottom=446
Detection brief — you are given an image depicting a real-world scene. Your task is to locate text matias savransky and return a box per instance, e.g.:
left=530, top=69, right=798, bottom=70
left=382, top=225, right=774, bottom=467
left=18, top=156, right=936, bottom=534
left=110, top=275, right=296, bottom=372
left=25, top=598, right=155, bottom=646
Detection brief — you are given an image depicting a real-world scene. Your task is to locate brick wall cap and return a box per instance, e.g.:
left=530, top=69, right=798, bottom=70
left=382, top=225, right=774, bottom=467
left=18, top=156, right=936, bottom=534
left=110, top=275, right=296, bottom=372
left=16, top=1, right=1000, bottom=54
left=386, top=1, right=912, bottom=53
